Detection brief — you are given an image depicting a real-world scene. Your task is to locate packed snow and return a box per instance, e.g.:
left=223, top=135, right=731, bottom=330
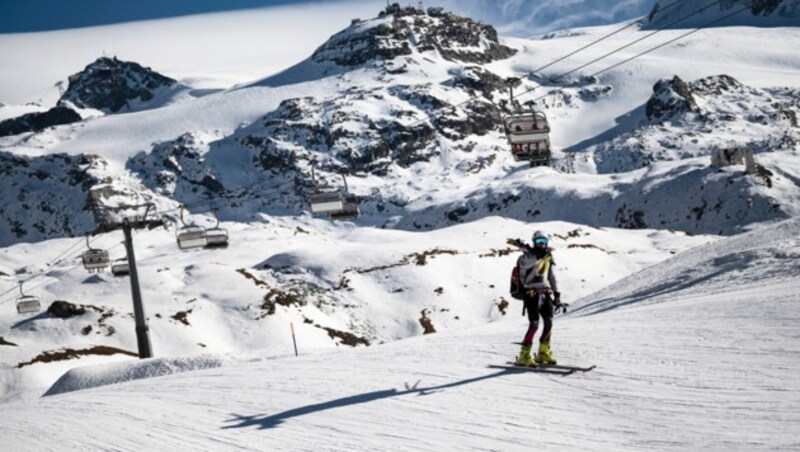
left=1, top=216, right=798, bottom=450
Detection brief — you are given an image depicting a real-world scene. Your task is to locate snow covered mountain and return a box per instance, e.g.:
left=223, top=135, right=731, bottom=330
left=0, top=4, right=799, bottom=444
left=1, top=3, right=798, bottom=246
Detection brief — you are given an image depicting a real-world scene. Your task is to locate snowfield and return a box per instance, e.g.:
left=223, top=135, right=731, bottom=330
left=1, top=216, right=798, bottom=450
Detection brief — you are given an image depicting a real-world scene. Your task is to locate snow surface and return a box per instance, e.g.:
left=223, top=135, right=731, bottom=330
left=1, top=217, right=798, bottom=450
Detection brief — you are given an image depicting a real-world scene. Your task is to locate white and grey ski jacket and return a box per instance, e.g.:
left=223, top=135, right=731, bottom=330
left=516, top=249, right=558, bottom=292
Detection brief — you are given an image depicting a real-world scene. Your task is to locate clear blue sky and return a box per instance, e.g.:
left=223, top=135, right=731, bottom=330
left=0, top=0, right=326, bottom=33
left=0, top=0, right=657, bottom=35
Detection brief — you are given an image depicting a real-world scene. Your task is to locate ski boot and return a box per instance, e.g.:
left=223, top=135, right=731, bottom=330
left=516, top=344, right=534, bottom=366
left=534, top=341, right=557, bottom=365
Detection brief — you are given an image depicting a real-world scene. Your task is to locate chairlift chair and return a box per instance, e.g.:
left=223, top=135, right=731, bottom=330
left=111, top=258, right=130, bottom=277
left=307, top=165, right=357, bottom=218
left=503, top=82, right=552, bottom=165
left=308, top=191, right=345, bottom=214
left=504, top=112, right=550, bottom=142
left=204, top=210, right=229, bottom=249
left=16, top=282, right=41, bottom=315
left=176, top=205, right=207, bottom=250
left=81, top=236, right=110, bottom=273
left=328, top=202, right=360, bottom=221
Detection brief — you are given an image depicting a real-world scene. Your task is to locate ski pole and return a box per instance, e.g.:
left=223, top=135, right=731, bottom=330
left=290, top=322, right=298, bottom=357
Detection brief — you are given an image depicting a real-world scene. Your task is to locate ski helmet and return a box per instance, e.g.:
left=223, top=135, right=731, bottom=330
left=532, top=230, right=549, bottom=246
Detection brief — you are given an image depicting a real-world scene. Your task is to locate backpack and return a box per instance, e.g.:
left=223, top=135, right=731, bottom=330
left=509, top=264, right=525, bottom=300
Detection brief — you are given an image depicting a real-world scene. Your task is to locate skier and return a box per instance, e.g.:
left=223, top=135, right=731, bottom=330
left=508, top=230, right=563, bottom=365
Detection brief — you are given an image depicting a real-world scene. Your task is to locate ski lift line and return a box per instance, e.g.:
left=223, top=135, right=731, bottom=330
left=584, top=3, right=757, bottom=80
left=0, top=3, right=758, bottom=310
left=540, top=0, right=725, bottom=84
left=0, top=0, right=733, bottom=304
left=0, top=237, right=132, bottom=307
left=0, top=234, right=98, bottom=300
left=507, top=0, right=728, bottom=105
left=0, top=0, right=727, bottom=305
left=0, top=228, right=145, bottom=307
left=525, top=0, right=689, bottom=76
left=527, top=1, right=757, bottom=105
left=328, top=0, right=726, bottom=164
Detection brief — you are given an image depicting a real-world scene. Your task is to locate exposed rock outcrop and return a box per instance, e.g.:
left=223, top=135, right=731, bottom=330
left=0, top=106, right=81, bottom=137
left=311, top=4, right=515, bottom=67
left=60, top=56, right=178, bottom=113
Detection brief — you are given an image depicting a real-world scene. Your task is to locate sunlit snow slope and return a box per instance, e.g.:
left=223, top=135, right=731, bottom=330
left=1, top=217, right=798, bottom=450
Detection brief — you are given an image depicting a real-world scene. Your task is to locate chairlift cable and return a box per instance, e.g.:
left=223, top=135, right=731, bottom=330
left=507, top=0, right=726, bottom=104
left=524, top=0, right=688, bottom=76
left=526, top=1, right=756, bottom=105
left=331, top=0, right=726, bottom=162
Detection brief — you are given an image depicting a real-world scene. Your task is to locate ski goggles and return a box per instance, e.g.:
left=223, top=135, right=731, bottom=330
left=533, top=237, right=548, bottom=246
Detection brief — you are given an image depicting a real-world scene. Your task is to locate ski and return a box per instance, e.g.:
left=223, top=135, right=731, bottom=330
left=487, top=364, right=573, bottom=375
left=495, top=361, right=596, bottom=375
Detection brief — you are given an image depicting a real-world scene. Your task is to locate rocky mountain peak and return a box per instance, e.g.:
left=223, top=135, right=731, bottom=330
left=311, top=4, right=515, bottom=67
left=60, top=56, right=178, bottom=113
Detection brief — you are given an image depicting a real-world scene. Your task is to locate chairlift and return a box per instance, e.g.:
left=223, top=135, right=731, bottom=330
left=308, top=191, right=345, bottom=214
left=176, top=205, right=207, bottom=250
left=81, top=236, right=110, bottom=273
left=111, top=258, right=130, bottom=277
left=16, top=281, right=41, bottom=315
left=503, top=82, right=552, bottom=166
left=204, top=210, right=229, bottom=249
left=329, top=202, right=360, bottom=221
left=306, top=164, right=359, bottom=220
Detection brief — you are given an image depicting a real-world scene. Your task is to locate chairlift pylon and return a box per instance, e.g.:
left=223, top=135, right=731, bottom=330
left=16, top=281, right=41, bottom=315
left=205, top=209, right=229, bottom=249
left=176, top=205, right=207, bottom=250
left=81, top=236, right=110, bottom=273
left=503, top=82, right=552, bottom=167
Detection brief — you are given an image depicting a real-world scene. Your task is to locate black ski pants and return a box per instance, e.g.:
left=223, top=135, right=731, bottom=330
left=521, top=290, right=554, bottom=346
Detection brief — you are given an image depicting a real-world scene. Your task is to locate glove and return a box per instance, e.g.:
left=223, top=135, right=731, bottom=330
left=506, top=238, right=523, bottom=247
left=553, top=292, right=568, bottom=314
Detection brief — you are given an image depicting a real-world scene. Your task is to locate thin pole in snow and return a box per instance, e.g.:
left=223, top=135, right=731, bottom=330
left=290, top=322, right=298, bottom=357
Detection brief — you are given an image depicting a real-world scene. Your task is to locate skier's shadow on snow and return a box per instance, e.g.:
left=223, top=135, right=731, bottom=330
left=222, top=369, right=515, bottom=430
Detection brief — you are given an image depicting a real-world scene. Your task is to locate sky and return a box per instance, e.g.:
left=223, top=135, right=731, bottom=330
left=0, top=0, right=657, bottom=35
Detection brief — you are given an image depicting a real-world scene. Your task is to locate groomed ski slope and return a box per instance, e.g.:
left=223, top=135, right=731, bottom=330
left=2, top=217, right=798, bottom=450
